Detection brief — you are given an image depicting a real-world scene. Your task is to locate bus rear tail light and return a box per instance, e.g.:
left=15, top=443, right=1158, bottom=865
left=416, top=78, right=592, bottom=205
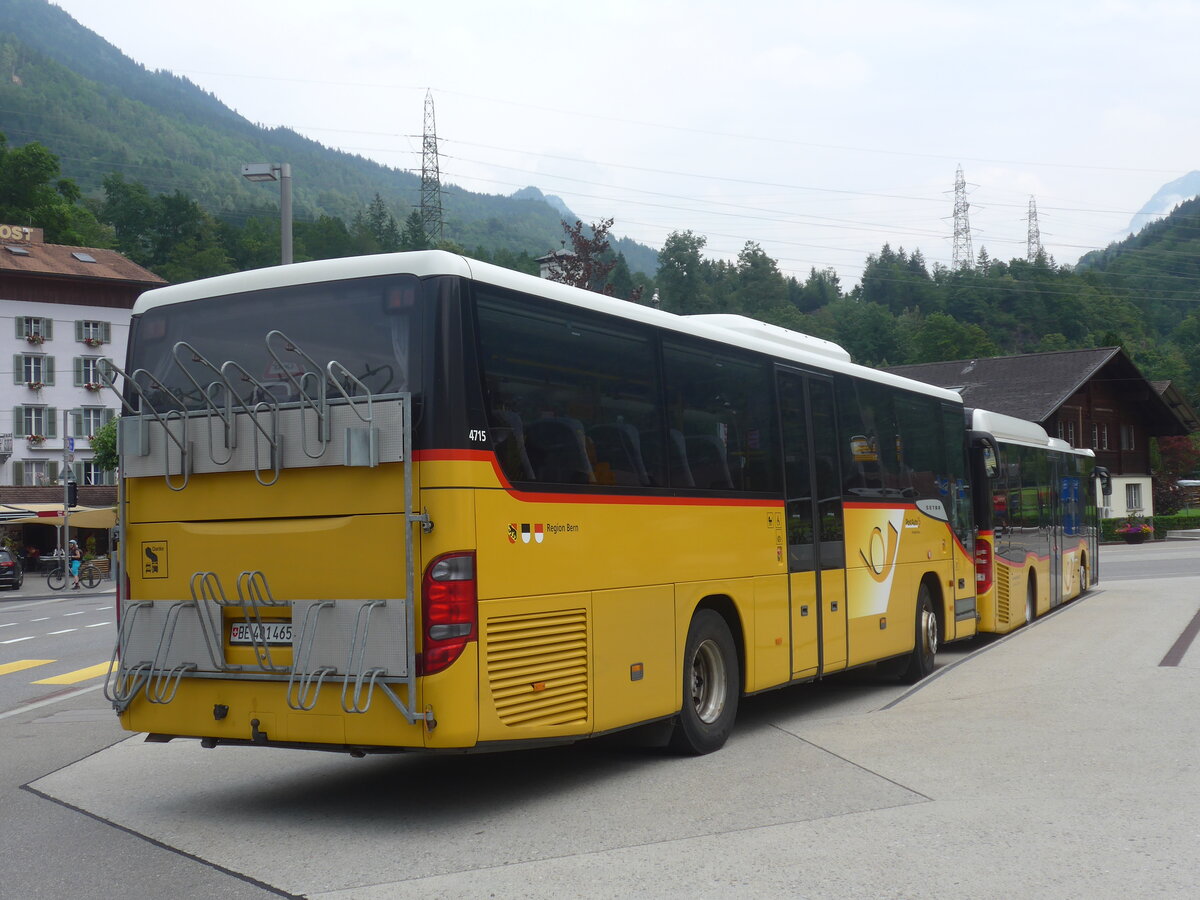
left=418, top=551, right=477, bottom=676
left=974, top=536, right=993, bottom=595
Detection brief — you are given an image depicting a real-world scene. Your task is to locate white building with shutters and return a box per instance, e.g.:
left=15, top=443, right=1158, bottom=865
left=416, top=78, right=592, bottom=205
left=0, top=225, right=165, bottom=488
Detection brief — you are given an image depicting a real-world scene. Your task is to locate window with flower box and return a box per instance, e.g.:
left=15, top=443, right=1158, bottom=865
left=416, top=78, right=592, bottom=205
left=76, top=320, right=111, bottom=347
left=13, top=405, right=57, bottom=440
left=14, top=353, right=54, bottom=388
left=74, top=356, right=113, bottom=390
left=15, top=316, right=52, bottom=343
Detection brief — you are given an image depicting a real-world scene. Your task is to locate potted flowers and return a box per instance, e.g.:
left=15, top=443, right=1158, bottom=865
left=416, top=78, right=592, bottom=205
left=84, top=381, right=103, bottom=392
left=25, top=333, right=44, bottom=345
left=25, top=434, right=45, bottom=446
left=25, top=381, right=44, bottom=390
left=82, top=336, right=103, bottom=347
left=1115, top=517, right=1154, bottom=544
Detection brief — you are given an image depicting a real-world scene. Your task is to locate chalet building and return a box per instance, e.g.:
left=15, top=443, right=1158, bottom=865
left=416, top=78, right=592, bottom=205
left=0, top=224, right=164, bottom=503
left=888, top=347, right=1198, bottom=519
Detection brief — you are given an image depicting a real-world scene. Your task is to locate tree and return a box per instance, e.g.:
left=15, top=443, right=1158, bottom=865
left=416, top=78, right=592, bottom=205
left=90, top=417, right=118, bottom=473
left=731, top=241, right=787, bottom=316
left=657, top=230, right=709, bottom=314
left=0, top=134, right=107, bottom=245
left=365, top=193, right=401, bottom=252
left=547, top=217, right=617, bottom=294
left=399, top=210, right=430, bottom=251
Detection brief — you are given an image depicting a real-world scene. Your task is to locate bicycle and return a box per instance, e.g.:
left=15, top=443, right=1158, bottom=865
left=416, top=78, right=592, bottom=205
left=46, top=562, right=102, bottom=591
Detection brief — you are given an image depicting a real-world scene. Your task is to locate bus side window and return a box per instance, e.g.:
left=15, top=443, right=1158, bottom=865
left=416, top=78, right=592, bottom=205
left=475, top=288, right=662, bottom=489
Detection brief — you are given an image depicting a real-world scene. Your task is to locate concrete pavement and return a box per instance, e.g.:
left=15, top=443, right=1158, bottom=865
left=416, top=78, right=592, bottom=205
left=24, top=565, right=1200, bottom=898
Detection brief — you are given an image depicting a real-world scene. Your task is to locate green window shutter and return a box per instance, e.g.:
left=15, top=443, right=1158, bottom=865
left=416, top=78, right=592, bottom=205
left=15, top=317, right=24, bottom=339
left=103, top=408, right=116, bottom=424
left=13, top=354, right=22, bottom=385
left=71, top=409, right=83, bottom=437
left=102, top=322, right=112, bottom=343
left=44, top=356, right=55, bottom=386
left=12, top=407, right=25, bottom=438
left=72, top=461, right=83, bottom=483
left=45, top=408, right=58, bottom=438
left=11, top=461, right=23, bottom=485
left=44, top=318, right=53, bottom=340
left=75, top=320, right=84, bottom=342
left=74, top=358, right=84, bottom=387
left=48, top=461, right=59, bottom=484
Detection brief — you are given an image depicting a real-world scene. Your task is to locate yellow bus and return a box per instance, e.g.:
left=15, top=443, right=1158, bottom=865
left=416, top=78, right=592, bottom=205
left=967, top=408, right=1107, bottom=634
left=104, top=250, right=979, bottom=755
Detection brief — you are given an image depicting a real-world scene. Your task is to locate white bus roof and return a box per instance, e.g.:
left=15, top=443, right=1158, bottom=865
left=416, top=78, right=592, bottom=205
left=134, top=250, right=961, bottom=403
left=972, top=408, right=1094, bottom=457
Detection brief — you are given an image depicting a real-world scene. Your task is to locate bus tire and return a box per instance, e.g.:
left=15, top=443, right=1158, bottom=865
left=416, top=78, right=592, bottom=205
left=669, top=609, right=739, bottom=755
left=1078, top=556, right=1089, bottom=596
left=1025, top=577, right=1037, bottom=625
left=900, top=583, right=937, bottom=684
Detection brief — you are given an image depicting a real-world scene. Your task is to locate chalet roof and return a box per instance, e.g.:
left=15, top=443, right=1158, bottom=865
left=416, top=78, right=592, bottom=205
left=0, top=241, right=165, bottom=286
left=887, top=347, right=1191, bottom=437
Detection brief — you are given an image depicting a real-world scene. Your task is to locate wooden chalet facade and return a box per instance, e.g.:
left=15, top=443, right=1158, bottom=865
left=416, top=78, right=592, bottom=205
left=889, top=348, right=1198, bottom=518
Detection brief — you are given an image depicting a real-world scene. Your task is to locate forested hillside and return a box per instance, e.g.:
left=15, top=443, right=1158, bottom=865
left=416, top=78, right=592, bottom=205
left=0, top=0, right=660, bottom=274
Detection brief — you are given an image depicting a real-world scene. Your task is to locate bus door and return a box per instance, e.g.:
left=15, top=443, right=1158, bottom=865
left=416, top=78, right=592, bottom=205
left=1049, top=455, right=1066, bottom=607
left=778, top=369, right=847, bottom=678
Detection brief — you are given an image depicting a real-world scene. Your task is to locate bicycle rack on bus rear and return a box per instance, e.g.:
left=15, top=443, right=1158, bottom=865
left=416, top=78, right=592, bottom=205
left=100, top=336, right=427, bottom=727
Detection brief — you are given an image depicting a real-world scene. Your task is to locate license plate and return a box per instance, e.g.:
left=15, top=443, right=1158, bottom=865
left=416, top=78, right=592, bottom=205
left=229, top=621, right=293, bottom=645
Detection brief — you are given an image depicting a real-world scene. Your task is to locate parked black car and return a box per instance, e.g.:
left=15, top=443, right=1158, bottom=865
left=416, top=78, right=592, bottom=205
left=0, top=549, right=24, bottom=589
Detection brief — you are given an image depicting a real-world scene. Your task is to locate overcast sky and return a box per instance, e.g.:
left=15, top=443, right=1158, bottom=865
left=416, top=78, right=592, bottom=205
left=48, top=0, right=1200, bottom=286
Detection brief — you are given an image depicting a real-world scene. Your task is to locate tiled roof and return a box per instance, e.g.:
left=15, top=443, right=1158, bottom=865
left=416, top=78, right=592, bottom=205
left=0, top=241, right=165, bottom=285
left=887, top=347, right=1191, bottom=436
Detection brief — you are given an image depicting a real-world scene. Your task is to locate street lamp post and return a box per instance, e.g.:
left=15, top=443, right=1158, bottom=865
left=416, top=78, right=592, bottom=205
left=240, top=163, right=293, bottom=265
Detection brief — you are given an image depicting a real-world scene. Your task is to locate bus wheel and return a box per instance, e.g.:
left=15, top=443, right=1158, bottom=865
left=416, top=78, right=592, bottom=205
left=900, top=584, right=937, bottom=684
left=1078, top=557, right=1089, bottom=596
left=669, top=609, right=739, bottom=755
left=1025, top=578, right=1037, bottom=625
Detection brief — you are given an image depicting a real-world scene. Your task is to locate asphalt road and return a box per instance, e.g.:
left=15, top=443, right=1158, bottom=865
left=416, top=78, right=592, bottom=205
left=3, top=541, right=1198, bottom=899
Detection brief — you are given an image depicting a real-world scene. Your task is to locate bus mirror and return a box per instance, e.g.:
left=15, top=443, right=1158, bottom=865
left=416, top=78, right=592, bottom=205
left=982, top=446, right=998, bottom=479
left=1096, top=466, right=1112, bottom=497
left=969, top=431, right=999, bottom=478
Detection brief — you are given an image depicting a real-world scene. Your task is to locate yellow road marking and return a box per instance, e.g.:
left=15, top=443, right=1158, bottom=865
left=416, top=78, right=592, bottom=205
left=0, top=659, right=55, bottom=676
left=33, top=661, right=114, bottom=685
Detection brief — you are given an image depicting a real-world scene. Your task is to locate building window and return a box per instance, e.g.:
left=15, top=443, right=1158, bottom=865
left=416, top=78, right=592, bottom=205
left=15, top=316, right=52, bottom=342
left=1120, top=424, right=1136, bottom=451
left=14, top=405, right=57, bottom=439
left=74, top=406, right=111, bottom=439
left=76, top=320, right=112, bottom=346
left=17, top=459, right=54, bottom=486
left=1126, top=482, right=1142, bottom=511
left=1066, top=421, right=1076, bottom=446
left=80, top=460, right=113, bottom=486
left=74, top=356, right=112, bottom=388
left=1101, top=424, right=1109, bottom=450
left=1090, top=424, right=1098, bottom=449
left=16, top=353, right=55, bottom=387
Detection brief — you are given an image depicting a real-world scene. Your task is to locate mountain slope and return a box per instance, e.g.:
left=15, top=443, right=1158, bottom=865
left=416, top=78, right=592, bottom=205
left=0, top=0, right=659, bottom=273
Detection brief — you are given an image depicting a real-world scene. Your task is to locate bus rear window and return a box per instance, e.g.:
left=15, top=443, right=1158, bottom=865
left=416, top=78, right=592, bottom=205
left=127, top=275, right=423, bottom=411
